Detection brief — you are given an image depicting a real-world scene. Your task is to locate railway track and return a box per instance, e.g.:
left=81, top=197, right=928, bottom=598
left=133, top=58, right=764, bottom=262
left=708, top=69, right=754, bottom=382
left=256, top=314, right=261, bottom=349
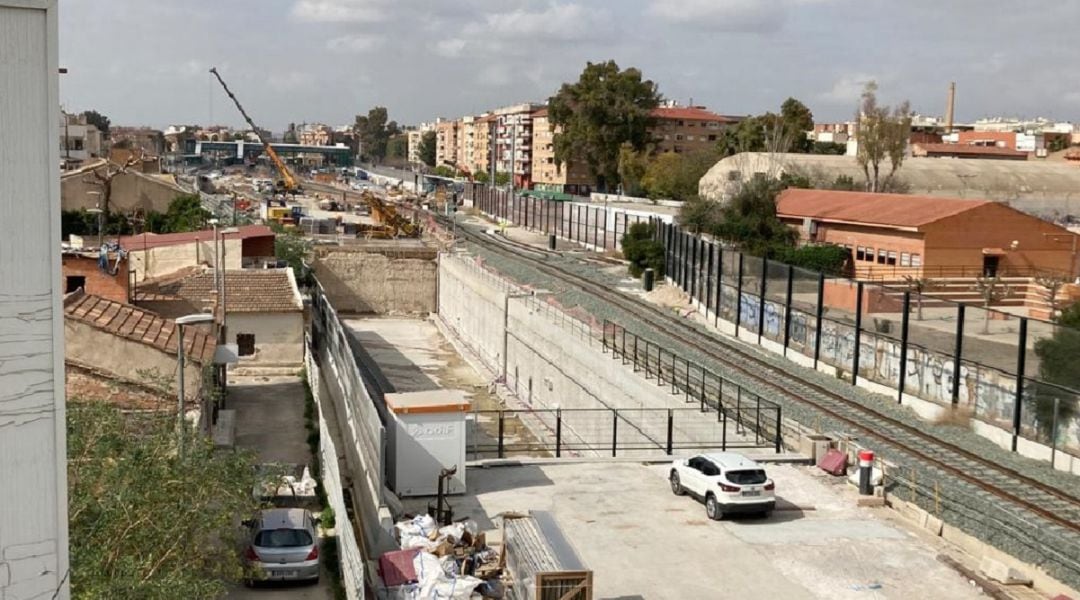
left=433, top=213, right=1080, bottom=542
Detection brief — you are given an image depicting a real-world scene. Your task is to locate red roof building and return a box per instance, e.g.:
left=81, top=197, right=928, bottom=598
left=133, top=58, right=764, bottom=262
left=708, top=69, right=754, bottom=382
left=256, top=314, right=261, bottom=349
left=911, top=142, right=1029, bottom=161
left=650, top=105, right=738, bottom=154
left=776, top=188, right=1078, bottom=280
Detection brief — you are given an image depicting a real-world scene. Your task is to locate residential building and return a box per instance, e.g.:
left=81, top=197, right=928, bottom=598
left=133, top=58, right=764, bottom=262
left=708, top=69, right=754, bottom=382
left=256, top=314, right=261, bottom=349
left=493, top=103, right=544, bottom=188
left=115, top=224, right=277, bottom=282
left=776, top=188, right=1079, bottom=280
left=407, top=122, right=435, bottom=166
left=458, top=115, right=492, bottom=177
left=60, top=159, right=190, bottom=214
left=63, top=290, right=214, bottom=400
left=435, top=118, right=461, bottom=168
left=650, top=103, right=737, bottom=154
left=60, top=111, right=103, bottom=169
left=810, top=121, right=858, bottom=144
left=62, top=248, right=130, bottom=303
left=298, top=123, right=333, bottom=146
left=143, top=269, right=305, bottom=368
left=530, top=108, right=595, bottom=195
left=110, top=126, right=165, bottom=157
left=472, top=115, right=495, bottom=177
left=1, top=3, right=69, bottom=597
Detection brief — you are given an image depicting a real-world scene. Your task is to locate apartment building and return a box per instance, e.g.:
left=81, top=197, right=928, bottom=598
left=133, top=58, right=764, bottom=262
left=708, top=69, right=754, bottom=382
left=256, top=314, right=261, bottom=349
left=651, top=103, right=737, bottom=154
left=60, top=111, right=103, bottom=169
left=407, top=122, right=435, bottom=166
left=298, top=123, right=332, bottom=146
left=530, top=108, right=595, bottom=195
left=493, top=103, right=544, bottom=188
left=435, top=118, right=460, bottom=168
left=472, top=115, right=495, bottom=177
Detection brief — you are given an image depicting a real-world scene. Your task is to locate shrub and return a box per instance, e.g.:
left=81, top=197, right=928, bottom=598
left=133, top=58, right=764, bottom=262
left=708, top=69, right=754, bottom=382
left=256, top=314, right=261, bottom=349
left=621, top=222, right=665, bottom=278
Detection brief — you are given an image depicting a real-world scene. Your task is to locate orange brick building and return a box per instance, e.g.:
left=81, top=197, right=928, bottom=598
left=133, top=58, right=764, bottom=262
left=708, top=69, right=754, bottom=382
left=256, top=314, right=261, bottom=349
left=62, top=251, right=130, bottom=303
left=651, top=105, right=738, bottom=154
left=776, top=189, right=1079, bottom=280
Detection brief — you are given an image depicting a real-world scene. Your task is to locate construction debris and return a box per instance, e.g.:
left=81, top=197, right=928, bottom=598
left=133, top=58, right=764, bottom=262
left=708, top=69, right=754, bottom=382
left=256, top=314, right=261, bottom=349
left=377, top=514, right=502, bottom=599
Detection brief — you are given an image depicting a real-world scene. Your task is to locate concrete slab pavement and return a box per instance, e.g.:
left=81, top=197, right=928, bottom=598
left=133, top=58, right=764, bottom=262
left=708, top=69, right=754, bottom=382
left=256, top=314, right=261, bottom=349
left=225, top=376, right=334, bottom=600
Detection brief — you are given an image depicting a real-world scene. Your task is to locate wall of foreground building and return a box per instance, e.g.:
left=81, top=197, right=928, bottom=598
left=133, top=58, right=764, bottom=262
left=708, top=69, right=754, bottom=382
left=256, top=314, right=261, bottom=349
left=0, top=2, right=69, bottom=598
left=311, top=246, right=437, bottom=314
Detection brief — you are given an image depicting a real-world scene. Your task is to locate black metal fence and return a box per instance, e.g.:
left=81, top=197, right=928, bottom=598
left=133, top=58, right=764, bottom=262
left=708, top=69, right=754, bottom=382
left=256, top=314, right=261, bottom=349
left=464, top=183, right=658, bottom=252
left=654, top=220, right=1080, bottom=463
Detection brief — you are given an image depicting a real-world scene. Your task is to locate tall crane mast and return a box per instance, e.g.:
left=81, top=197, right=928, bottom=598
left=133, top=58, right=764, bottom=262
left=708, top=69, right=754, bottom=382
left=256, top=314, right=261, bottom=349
left=208, top=67, right=298, bottom=193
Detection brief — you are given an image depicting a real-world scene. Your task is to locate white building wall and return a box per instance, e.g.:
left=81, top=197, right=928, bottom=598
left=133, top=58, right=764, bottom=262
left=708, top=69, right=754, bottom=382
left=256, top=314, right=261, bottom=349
left=228, top=312, right=304, bottom=366
left=0, top=2, right=69, bottom=598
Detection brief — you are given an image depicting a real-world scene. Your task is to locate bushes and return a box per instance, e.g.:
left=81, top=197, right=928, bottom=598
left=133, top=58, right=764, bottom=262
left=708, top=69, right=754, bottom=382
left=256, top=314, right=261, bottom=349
left=773, top=244, right=851, bottom=276
left=621, top=222, right=665, bottom=278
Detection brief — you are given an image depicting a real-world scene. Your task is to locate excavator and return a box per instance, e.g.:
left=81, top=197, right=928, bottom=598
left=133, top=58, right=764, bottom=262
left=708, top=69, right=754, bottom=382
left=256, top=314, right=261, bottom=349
left=358, top=190, right=417, bottom=238
left=209, top=67, right=300, bottom=195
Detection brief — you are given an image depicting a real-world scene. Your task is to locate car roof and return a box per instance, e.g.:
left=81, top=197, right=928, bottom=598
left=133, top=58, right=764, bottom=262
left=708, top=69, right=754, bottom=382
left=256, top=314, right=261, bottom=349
left=257, top=508, right=310, bottom=530
left=700, top=452, right=762, bottom=470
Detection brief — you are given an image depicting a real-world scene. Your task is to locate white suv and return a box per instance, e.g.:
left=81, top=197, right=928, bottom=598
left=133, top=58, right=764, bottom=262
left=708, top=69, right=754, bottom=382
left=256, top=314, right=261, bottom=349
left=669, top=453, right=775, bottom=520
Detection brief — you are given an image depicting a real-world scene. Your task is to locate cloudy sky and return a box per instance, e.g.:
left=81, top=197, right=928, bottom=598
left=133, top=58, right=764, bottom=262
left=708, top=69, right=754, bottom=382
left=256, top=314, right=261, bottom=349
left=59, top=0, right=1080, bottom=133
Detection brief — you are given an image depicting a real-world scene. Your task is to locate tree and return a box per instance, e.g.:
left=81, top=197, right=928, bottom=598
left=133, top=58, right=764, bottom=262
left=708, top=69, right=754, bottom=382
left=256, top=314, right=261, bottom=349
left=774, top=244, right=850, bottom=276
left=778, top=97, right=814, bottom=153
left=1033, top=302, right=1080, bottom=442
left=548, top=60, right=661, bottom=192
left=855, top=81, right=912, bottom=192
left=713, top=177, right=795, bottom=256
left=811, top=141, right=848, bottom=155
left=1036, top=273, right=1067, bottom=318
left=617, top=143, right=648, bottom=197
left=678, top=195, right=723, bottom=234
left=493, top=171, right=511, bottom=187
left=418, top=130, right=437, bottom=168
left=270, top=222, right=312, bottom=285
left=151, top=194, right=211, bottom=233
left=474, top=171, right=490, bottom=184
left=902, top=276, right=940, bottom=321
left=83, top=154, right=143, bottom=218
left=386, top=133, right=409, bottom=165
left=621, top=222, right=665, bottom=278
left=283, top=123, right=298, bottom=144
left=974, top=275, right=1011, bottom=334
left=640, top=149, right=718, bottom=202
left=354, top=106, right=397, bottom=163
left=82, top=109, right=110, bottom=135
left=67, top=402, right=260, bottom=598
left=433, top=165, right=456, bottom=178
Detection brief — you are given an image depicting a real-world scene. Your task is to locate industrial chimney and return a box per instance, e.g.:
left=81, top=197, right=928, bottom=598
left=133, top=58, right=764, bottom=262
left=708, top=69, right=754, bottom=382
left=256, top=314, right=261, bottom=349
left=945, top=82, right=956, bottom=134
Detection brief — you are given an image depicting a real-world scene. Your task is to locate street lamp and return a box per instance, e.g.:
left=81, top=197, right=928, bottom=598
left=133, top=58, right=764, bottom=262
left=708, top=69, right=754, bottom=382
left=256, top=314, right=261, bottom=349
left=175, top=312, right=214, bottom=457
left=87, top=191, right=103, bottom=247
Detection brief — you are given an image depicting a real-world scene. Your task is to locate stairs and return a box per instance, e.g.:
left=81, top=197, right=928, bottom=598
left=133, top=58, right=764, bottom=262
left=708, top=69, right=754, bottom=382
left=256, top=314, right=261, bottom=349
left=874, top=277, right=1056, bottom=313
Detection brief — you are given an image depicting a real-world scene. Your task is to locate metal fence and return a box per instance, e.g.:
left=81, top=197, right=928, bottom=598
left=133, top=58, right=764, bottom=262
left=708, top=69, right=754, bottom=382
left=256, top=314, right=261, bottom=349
left=464, top=183, right=667, bottom=252
left=655, top=220, right=1080, bottom=463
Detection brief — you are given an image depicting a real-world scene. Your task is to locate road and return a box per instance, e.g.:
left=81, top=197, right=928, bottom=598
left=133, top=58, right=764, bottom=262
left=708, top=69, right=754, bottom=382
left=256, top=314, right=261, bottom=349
left=225, top=376, right=335, bottom=600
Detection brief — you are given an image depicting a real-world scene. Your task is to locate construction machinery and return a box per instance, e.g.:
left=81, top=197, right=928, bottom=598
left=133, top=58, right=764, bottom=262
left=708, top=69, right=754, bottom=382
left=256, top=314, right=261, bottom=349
left=209, top=67, right=300, bottom=195
left=358, top=191, right=418, bottom=238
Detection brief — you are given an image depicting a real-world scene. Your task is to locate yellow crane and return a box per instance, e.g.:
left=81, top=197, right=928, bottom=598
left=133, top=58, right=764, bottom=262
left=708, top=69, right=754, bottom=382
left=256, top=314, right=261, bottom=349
left=209, top=67, right=299, bottom=194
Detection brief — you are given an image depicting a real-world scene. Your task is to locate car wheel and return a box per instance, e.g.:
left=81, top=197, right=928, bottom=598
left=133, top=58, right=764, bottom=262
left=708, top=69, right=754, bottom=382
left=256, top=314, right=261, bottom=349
left=670, top=471, right=685, bottom=496
left=706, top=494, right=722, bottom=521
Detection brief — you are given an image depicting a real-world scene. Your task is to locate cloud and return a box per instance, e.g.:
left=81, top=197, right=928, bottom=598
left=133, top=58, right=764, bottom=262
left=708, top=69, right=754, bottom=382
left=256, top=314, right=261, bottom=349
left=326, top=34, right=385, bottom=53
left=433, top=38, right=467, bottom=58
left=291, top=0, right=386, bottom=23
left=647, top=0, right=785, bottom=32
left=818, top=73, right=877, bottom=104
left=267, top=71, right=316, bottom=92
left=468, top=2, right=611, bottom=43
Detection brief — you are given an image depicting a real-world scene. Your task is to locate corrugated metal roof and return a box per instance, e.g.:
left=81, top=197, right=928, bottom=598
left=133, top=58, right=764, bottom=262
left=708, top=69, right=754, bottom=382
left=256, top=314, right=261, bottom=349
left=63, top=291, right=216, bottom=363
left=776, top=188, right=988, bottom=228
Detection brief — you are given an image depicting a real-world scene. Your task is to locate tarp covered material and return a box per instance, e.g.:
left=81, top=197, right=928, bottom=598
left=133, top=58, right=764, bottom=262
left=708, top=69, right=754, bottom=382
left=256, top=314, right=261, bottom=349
left=817, top=449, right=848, bottom=476
left=379, top=549, right=420, bottom=587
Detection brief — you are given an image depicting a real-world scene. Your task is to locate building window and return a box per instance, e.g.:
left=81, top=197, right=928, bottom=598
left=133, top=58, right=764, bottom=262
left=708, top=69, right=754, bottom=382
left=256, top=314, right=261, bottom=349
left=887, top=251, right=897, bottom=266
left=677, top=120, right=685, bottom=126
left=911, top=254, right=922, bottom=267
left=708, top=135, right=717, bottom=141
left=900, top=252, right=911, bottom=267
left=687, top=135, right=695, bottom=141
left=877, top=249, right=887, bottom=264
left=237, top=333, right=256, bottom=357
left=856, top=247, right=866, bottom=261
left=65, top=275, right=86, bottom=293
left=675, top=134, right=684, bottom=141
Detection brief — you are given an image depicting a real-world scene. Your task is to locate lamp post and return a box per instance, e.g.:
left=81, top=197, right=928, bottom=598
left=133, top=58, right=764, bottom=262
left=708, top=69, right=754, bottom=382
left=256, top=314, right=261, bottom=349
left=175, top=313, right=214, bottom=457
left=87, top=191, right=103, bottom=247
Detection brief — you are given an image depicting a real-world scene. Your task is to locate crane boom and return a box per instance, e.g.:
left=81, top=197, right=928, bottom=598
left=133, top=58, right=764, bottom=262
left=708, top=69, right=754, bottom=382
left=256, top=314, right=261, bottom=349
left=208, top=67, right=298, bottom=192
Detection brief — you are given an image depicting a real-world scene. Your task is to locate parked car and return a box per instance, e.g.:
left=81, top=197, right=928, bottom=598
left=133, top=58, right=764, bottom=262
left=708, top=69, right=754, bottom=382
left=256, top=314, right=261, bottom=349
left=669, top=453, right=775, bottom=520
left=242, top=508, right=321, bottom=584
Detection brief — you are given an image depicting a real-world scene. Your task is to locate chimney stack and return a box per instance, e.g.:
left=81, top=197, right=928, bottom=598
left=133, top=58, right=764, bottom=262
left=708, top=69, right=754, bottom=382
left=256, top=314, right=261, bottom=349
left=945, top=82, right=956, bottom=134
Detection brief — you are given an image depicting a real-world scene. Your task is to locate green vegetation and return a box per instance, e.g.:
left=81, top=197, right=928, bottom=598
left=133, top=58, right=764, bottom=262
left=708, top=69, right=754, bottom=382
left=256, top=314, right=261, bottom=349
left=1033, top=302, right=1080, bottom=439
left=548, top=60, right=661, bottom=192
left=419, top=130, right=437, bottom=168
left=855, top=81, right=912, bottom=192
left=621, top=222, right=665, bottom=278
left=717, top=97, right=815, bottom=157
left=148, top=193, right=212, bottom=233
left=354, top=106, right=400, bottom=164
left=61, top=194, right=212, bottom=239
left=68, top=402, right=259, bottom=599
left=270, top=222, right=313, bottom=286
left=640, top=149, right=718, bottom=202
left=81, top=109, right=110, bottom=135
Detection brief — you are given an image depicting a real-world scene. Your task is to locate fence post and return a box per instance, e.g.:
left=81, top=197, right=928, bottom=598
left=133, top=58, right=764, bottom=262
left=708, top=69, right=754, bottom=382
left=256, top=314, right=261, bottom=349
left=774, top=407, right=782, bottom=453
left=783, top=265, right=794, bottom=356
left=671, top=353, right=678, bottom=394
left=612, top=409, right=619, bottom=457
left=555, top=408, right=562, bottom=458
left=602, top=208, right=608, bottom=250
left=621, top=327, right=627, bottom=364
left=755, top=396, right=761, bottom=445
left=1011, top=317, right=1028, bottom=452
left=685, top=359, right=691, bottom=402
left=498, top=410, right=505, bottom=459
left=583, top=205, right=590, bottom=247
left=897, top=291, right=911, bottom=403
left=715, top=247, right=723, bottom=326
left=758, top=257, right=768, bottom=344
left=734, top=253, right=744, bottom=337
left=717, top=378, right=724, bottom=416
left=951, top=304, right=965, bottom=405
left=852, top=282, right=864, bottom=385
left=813, top=272, right=825, bottom=369
left=705, top=243, right=714, bottom=315
left=700, top=366, right=707, bottom=412
left=691, top=237, right=699, bottom=301
left=666, top=409, right=674, bottom=455
left=722, top=405, right=728, bottom=450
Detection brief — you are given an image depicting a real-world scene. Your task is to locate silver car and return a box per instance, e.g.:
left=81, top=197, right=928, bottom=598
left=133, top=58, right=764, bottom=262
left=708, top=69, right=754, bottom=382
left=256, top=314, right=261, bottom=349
left=243, top=508, right=321, bottom=584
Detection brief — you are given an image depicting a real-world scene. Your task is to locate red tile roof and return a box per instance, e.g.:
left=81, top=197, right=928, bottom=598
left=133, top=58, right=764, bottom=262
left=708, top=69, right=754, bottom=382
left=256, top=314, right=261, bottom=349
left=118, top=224, right=274, bottom=251
left=651, top=106, right=737, bottom=123
left=531, top=108, right=549, bottom=118
left=163, top=269, right=302, bottom=313
left=776, top=189, right=989, bottom=229
left=64, top=291, right=216, bottom=363
left=913, top=143, right=1028, bottom=159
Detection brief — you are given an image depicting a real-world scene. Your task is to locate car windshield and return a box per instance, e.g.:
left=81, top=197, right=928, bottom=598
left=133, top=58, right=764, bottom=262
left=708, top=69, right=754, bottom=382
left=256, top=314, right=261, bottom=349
left=255, top=528, right=312, bottom=548
left=725, top=469, right=767, bottom=485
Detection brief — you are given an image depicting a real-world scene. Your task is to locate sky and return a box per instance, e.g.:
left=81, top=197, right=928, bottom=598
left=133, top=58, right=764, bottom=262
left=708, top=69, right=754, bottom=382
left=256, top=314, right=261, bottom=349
left=59, top=0, right=1080, bottom=133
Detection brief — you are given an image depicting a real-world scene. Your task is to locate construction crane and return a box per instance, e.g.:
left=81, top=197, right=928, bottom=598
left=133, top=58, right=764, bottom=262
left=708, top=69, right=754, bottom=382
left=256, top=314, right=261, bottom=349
left=208, top=67, right=299, bottom=194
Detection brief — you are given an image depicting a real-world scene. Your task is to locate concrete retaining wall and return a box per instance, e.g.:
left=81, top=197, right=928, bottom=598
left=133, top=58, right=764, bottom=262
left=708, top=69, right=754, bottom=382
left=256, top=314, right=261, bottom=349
left=312, top=247, right=436, bottom=314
